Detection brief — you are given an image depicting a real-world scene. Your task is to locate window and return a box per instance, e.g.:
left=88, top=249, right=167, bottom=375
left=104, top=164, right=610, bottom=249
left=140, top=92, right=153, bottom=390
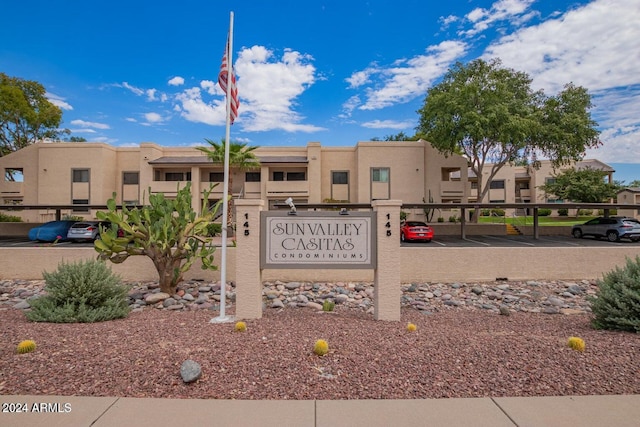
left=209, top=172, right=224, bottom=182
left=4, top=168, right=23, bottom=182
left=273, top=171, right=284, bottom=181
left=165, top=172, right=191, bottom=181
left=245, top=172, right=261, bottom=182
left=372, top=168, right=389, bottom=183
left=123, top=200, right=139, bottom=206
left=123, top=172, right=139, bottom=185
left=72, top=169, right=89, bottom=183
left=332, top=171, right=348, bottom=185
left=470, top=181, right=478, bottom=190
left=489, top=180, right=505, bottom=189
left=72, top=199, right=89, bottom=212
left=287, top=172, right=306, bottom=181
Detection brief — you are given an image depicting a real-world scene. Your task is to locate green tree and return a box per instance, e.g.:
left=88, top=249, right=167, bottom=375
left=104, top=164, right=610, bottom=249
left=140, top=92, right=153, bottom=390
left=627, top=180, right=640, bottom=188
left=0, top=73, right=65, bottom=163
left=196, top=138, right=260, bottom=231
left=94, top=183, right=220, bottom=294
left=539, top=167, right=622, bottom=203
left=66, top=136, right=88, bottom=142
left=416, top=58, right=600, bottom=221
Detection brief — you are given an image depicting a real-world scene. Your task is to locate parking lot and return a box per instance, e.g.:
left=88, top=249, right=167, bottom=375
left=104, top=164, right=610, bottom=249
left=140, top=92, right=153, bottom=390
left=2, top=234, right=639, bottom=248
left=402, top=234, right=640, bottom=247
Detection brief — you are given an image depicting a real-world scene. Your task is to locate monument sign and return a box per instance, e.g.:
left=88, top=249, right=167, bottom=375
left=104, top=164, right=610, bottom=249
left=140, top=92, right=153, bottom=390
left=261, top=211, right=376, bottom=269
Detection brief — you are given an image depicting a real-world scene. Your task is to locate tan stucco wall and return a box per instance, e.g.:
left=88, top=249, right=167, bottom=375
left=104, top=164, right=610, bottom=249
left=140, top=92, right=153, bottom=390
left=2, top=245, right=638, bottom=283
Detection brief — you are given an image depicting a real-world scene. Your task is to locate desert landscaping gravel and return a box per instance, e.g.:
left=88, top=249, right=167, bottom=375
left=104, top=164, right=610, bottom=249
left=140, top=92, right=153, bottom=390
left=1, top=280, right=639, bottom=400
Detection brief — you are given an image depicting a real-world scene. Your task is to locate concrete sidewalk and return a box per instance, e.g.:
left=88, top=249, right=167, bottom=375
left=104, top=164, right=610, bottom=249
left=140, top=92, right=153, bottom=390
left=1, top=394, right=639, bottom=427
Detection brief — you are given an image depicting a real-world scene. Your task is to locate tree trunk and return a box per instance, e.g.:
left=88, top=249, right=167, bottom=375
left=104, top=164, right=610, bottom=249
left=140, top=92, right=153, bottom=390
left=154, top=256, right=184, bottom=294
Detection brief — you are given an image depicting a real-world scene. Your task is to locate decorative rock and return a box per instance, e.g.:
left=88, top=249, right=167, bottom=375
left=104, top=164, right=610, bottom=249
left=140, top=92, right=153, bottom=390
left=306, top=302, right=323, bottom=310
left=145, top=292, right=170, bottom=304
left=163, top=297, right=177, bottom=307
left=471, top=286, right=484, bottom=295
left=499, top=305, right=511, bottom=316
left=284, top=282, right=301, bottom=290
left=13, top=300, right=30, bottom=309
left=180, top=360, right=202, bottom=383
left=271, top=299, right=284, bottom=309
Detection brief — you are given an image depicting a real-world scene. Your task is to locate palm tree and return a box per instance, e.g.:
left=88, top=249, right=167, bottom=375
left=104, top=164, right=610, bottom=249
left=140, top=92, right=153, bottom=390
left=196, top=138, right=260, bottom=233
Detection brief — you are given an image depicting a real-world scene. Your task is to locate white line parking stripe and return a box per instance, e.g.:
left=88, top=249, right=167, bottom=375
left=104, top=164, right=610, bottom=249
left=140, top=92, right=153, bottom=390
left=483, top=235, right=535, bottom=246
left=463, top=238, right=490, bottom=246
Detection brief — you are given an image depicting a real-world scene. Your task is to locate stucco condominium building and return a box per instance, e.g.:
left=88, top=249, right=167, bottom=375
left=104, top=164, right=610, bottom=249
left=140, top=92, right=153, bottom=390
left=0, top=139, right=473, bottom=222
left=0, top=139, right=618, bottom=222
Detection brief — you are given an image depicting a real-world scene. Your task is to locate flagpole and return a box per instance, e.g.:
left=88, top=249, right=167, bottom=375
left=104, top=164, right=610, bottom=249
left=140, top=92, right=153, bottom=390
left=214, top=11, right=234, bottom=323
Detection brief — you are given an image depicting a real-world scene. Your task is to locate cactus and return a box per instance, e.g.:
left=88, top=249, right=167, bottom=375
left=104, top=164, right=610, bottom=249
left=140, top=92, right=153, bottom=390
left=235, top=321, right=247, bottom=332
left=16, top=340, right=36, bottom=354
left=313, top=339, right=329, bottom=356
left=406, top=322, right=417, bottom=332
left=95, top=183, right=222, bottom=294
left=567, top=336, right=585, bottom=352
left=322, top=300, right=335, bottom=312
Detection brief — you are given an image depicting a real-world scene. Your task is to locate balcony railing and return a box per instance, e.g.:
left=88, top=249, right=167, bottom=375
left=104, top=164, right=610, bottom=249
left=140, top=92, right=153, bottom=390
left=440, top=181, right=466, bottom=198
left=265, top=180, right=309, bottom=197
left=0, top=181, right=24, bottom=197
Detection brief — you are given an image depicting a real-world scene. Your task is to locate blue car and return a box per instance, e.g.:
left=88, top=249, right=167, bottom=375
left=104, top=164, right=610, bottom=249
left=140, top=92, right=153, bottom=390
left=28, top=220, right=77, bottom=242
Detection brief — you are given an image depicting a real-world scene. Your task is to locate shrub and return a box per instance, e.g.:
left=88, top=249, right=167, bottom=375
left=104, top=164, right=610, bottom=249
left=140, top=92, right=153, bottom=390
left=313, top=339, right=329, bottom=356
left=490, top=208, right=505, bottom=217
left=437, top=217, right=444, bottom=223
left=588, top=256, right=640, bottom=332
left=234, top=321, right=247, bottom=332
left=597, top=209, right=617, bottom=216
left=557, top=208, right=569, bottom=216
left=26, top=259, right=130, bottom=323
left=567, top=337, right=585, bottom=352
left=16, top=340, right=36, bottom=354
left=322, top=299, right=335, bottom=312
left=0, top=212, right=22, bottom=222
left=578, top=209, right=593, bottom=216
left=406, top=322, right=417, bottom=332
left=538, top=208, right=552, bottom=216
left=448, top=215, right=458, bottom=223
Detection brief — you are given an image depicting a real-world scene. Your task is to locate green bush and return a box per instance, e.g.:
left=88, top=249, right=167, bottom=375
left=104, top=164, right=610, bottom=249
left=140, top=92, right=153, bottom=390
left=481, top=209, right=491, bottom=216
left=557, top=208, right=569, bottom=216
left=490, top=208, right=505, bottom=217
left=538, top=208, right=552, bottom=216
left=598, top=209, right=617, bottom=216
left=437, top=217, right=444, bottom=223
left=0, top=212, right=22, bottom=222
left=26, top=259, right=130, bottom=323
left=588, top=256, right=640, bottom=333
left=578, top=209, right=593, bottom=216
left=205, top=223, right=222, bottom=237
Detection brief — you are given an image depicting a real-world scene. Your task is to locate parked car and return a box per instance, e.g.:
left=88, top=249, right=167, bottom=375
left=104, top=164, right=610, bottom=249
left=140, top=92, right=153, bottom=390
left=67, top=221, right=111, bottom=242
left=400, top=221, right=434, bottom=242
left=28, top=220, right=77, bottom=242
left=571, top=216, right=640, bottom=242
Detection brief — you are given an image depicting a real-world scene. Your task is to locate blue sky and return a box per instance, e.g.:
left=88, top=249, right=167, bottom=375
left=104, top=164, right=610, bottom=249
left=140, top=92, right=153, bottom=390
left=1, top=0, right=639, bottom=183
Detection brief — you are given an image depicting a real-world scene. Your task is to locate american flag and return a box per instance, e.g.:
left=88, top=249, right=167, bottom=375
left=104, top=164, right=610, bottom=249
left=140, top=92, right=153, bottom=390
left=218, top=35, right=239, bottom=124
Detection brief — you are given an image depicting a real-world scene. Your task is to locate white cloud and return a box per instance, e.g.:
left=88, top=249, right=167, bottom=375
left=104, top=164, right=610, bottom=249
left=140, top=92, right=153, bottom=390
left=69, top=119, right=110, bottom=130
left=146, top=89, right=157, bottom=101
left=361, top=119, right=415, bottom=130
left=120, top=82, right=144, bottom=96
left=144, top=112, right=164, bottom=123
left=349, top=40, right=468, bottom=111
left=46, top=92, right=73, bottom=110
left=168, top=76, right=185, bottom=86
left=484, top=0, right=640, bottom=93
left=481, top=0, right=640, bottom=164
left=461, top=0, right=536, bottom=37
left=69, top=128, right=96, bottom=134
left=174, top=45, right=325, bottom=133
left=346, top=69, right=374, bottom=89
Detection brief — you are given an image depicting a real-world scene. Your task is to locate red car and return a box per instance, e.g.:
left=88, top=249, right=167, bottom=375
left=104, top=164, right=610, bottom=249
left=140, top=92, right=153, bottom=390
left=400, top=221, right=434, bottom=242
